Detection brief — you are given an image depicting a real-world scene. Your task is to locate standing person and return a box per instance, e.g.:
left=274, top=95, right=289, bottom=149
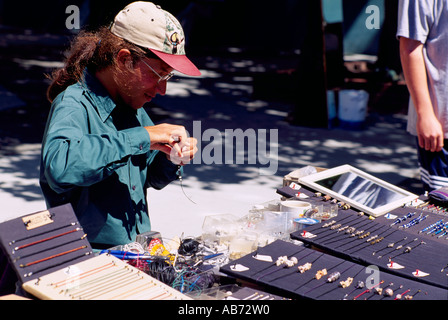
left=397, top=0, right=448, bottom=191
left=40, top=2, right=200, bottom=249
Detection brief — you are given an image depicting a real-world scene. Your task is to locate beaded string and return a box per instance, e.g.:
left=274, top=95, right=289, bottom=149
left=341, top=224, right=388, bottom=253
left=314, top=268, right=364, bottom=300
left=374, top=236, right=408, bottom=259
left=401, top=289, right=424, bottom=300
left=420, top=219, right=447, bottom=235
left=62, top=267, right=131, bottom=295
left=256, top=250, right=315, bottom=281
left=317, top=217, right=372, bottom=243
left=108, top=281, right=158, bottom=300
left=268, top=252, right=325, bottom=282
left=302, top=213, right=356, bottom=235
left=63, top=264, right=135, bottom=297
left=322, top=218, right=375, bottom=246
left=251, top=247, right=307, bottom=278
left=64, top=263, right=185, bottom=300
left=51, top=261, right=116, bottom=287
left=352, top=280, right=384, bottom=300
left=13, top=228, right=82, bottom=252
left=348, top=227, right=398, bottom=255
left=363, top=281, right=395, bottom=300
left=399, top=213, right=428, bottom=229
left=177, top=165, right=196, bottom=204
left=73, top=272, right=145, bottom=300
left=388, top=239, right=425, bottom=260
left=389, top=212, right=416, bottom=227
left=394, top=288, right=411, bottom=300
left=8, top=222, right=78, bottom=245
left=310, top=215, right=361, bottom=239
left=13, top=234, right=87, bottom=263
left=331, top=218, right=380, bottom=247
left=294, top=259, right=346, bottom=292
left=303, top=262, right=357, bottom=295
left=73, top=273, right=145, bottom=300
left=24, top=251, right=92, bottom=278
left=20, top=245, right=87, bottom=268
left=341, top=267, right=373, bottom=300
left=368, top=228, right=397, bottom=246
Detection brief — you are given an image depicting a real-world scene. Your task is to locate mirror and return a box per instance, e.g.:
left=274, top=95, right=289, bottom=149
left=299, top=165, right=418, bottom=217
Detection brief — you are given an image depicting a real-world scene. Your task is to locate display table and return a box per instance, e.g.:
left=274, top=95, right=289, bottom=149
left=1, top=166, right=448, bottom=300
left=220, top=239, right=447, bottom=300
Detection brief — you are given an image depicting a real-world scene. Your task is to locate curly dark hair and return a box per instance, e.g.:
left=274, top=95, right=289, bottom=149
left=46, top=26, right=153, bottom=102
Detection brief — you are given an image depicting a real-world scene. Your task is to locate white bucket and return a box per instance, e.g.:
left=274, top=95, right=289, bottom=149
left=338, top=89, right=369, bottom=129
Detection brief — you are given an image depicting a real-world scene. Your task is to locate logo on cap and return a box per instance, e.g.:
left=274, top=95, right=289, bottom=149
left=170, top=32, right=180, bottom=54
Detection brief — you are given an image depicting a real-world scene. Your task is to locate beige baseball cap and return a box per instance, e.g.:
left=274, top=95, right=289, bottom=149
left=110, top=1, right=201, bottom=76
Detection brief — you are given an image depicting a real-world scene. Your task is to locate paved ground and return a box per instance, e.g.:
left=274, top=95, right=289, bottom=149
left=0, top=27, right=422, bottom=241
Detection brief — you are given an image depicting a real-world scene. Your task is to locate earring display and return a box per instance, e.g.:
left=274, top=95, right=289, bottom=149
left=220, top=240, right=447, bottom=299
left=291, top=207, right=448, bottom=291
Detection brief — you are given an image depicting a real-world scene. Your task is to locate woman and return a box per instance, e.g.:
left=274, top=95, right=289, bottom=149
left=40, top=2, right=200, bottom=249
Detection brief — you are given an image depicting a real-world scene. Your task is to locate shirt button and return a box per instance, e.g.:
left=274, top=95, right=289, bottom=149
left=132, top=185, right=136, bottom=190
left=139, top=144, right=143, bottom=150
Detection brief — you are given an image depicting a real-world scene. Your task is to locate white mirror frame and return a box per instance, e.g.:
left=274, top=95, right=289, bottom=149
left=298, top=164, right=418, bottom=217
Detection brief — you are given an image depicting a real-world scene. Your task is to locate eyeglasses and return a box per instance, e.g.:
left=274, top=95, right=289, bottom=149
left=141, top=59, right=174, bottom=83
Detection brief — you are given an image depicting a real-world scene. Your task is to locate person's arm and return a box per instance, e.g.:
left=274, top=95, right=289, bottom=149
left=399, top=36, right=444, bottom=152
left=42, top=106, right=152, bottom=194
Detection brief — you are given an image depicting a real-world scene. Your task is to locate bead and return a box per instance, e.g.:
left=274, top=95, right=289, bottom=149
left=339, top=277, right=353, bottom=288
left=315, top=268, right=327, bottom=280
left=384, top=288, right=393, bottom=297
left=322, top=220, right=336, bottom=228
left=359, top=231, right=370, bottom=239
left=330, top=223, right=342, bottom=230
left=345, top=227, right=356, bottom=234
left=276, top=256, right=287, bottom=266
left=327, top=271, right=341, bottom=283
left=297, top=262, right=312, bottom=273
left=284, top=259, right=295, bottom=267
left=276, top=256, right=298, bottom=268
left=374, top=287, right=383, bottom=295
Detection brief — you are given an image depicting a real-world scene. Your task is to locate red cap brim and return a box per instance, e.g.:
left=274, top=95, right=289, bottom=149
left=149, top=49, right=201, bottom=76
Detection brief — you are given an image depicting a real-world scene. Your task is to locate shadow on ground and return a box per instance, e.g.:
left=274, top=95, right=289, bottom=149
left=0, top=27, right=422, bottom=210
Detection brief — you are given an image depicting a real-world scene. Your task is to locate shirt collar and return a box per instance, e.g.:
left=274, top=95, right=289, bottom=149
left=81, top=70, right=117, bottom=122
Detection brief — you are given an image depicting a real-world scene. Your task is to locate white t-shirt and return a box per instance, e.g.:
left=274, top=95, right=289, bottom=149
left=397, top=0, right=448, bottom=137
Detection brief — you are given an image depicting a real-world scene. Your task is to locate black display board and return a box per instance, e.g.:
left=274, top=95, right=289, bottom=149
left=0, top=204, right=92, bottom=285
left=290, top=208, right=448, bottom=290
left=220, top=240, right=448, bottom=300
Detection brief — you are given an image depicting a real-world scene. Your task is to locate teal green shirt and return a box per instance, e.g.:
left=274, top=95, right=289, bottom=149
left=39, top=72, right=180, bottom=248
